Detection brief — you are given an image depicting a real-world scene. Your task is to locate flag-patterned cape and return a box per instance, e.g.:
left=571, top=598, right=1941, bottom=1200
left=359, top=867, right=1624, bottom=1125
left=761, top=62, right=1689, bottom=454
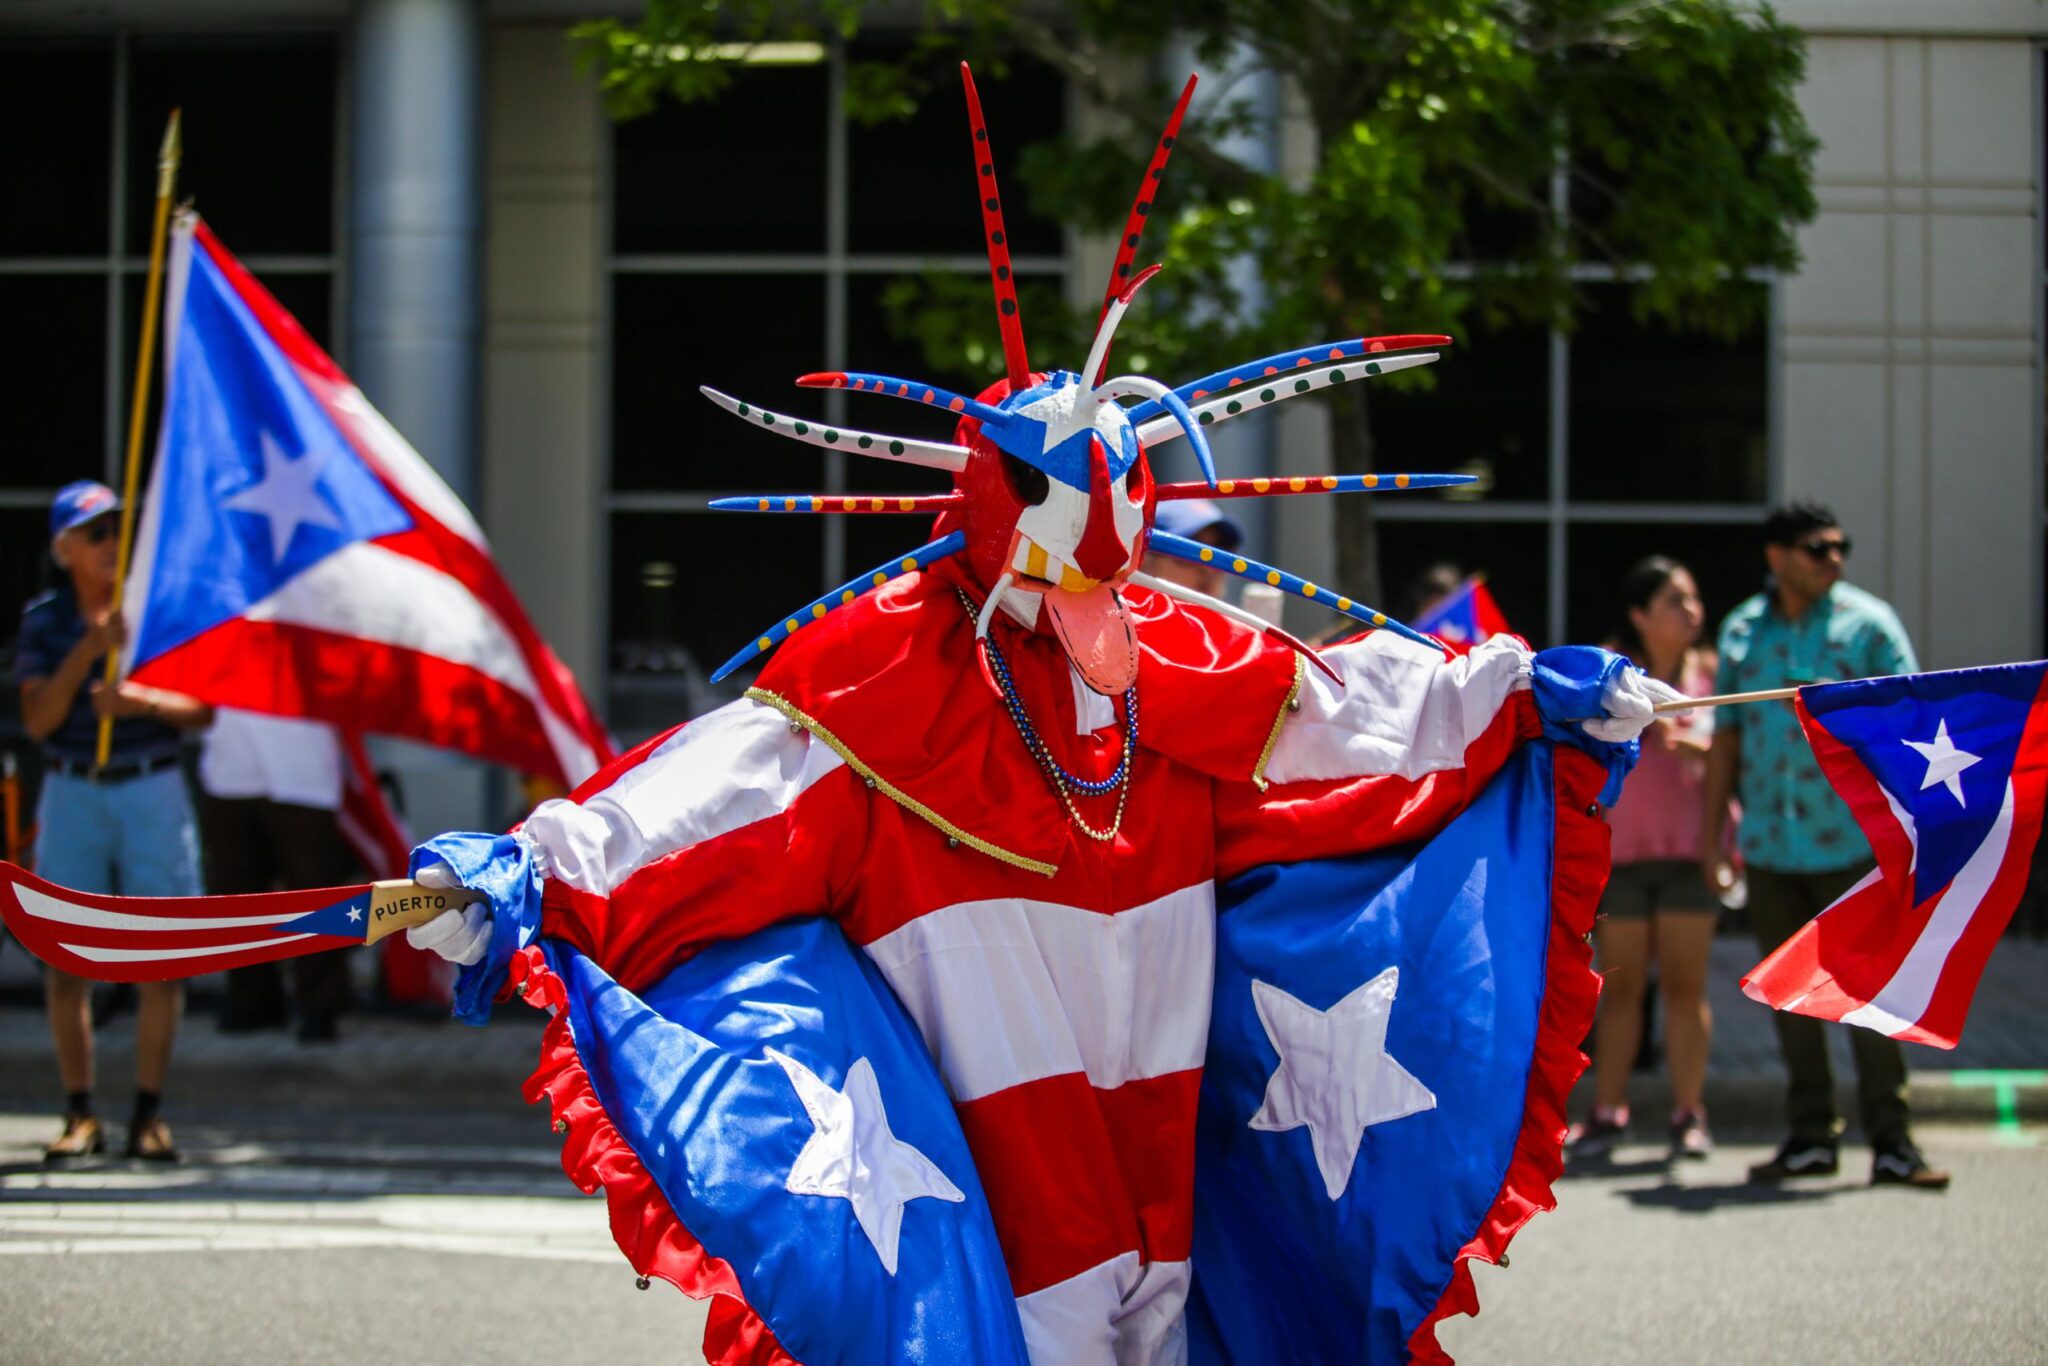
left=417, top=566, right=1623, bottom=1364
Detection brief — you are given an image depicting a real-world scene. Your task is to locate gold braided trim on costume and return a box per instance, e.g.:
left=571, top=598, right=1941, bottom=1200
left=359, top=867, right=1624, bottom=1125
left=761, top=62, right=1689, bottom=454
left=746, top=687, right=1060, bottom=878
left=1250, top=651, right=1307, bottom=793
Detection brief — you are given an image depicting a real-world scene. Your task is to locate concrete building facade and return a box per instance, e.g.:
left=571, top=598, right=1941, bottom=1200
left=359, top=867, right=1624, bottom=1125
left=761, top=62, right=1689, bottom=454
left=2, top=0, right=2040, bottom=828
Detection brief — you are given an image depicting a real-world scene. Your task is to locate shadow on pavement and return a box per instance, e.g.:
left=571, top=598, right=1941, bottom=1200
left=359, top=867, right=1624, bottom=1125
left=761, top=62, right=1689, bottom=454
left=1619, top=1179, right=1847, bottom=1214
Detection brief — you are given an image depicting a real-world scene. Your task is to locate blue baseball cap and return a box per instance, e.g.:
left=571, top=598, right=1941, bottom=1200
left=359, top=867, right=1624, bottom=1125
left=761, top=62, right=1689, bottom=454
left=50, top=480, right=121, bottom=537
left=1151, top=497, right=1244, bottom=550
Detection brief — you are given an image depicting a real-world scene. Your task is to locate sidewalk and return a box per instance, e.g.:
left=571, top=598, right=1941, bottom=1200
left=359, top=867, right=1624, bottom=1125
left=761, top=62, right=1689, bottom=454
left=1, top=936, right=2043, bottom=1126
left=1620, top=935, right=2048, bottom=1130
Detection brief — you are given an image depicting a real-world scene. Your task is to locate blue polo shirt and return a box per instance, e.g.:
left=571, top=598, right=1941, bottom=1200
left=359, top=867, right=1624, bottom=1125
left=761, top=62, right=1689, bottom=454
left=13, top=587, right=184, bottom=767
left=1714, top=581, right=1917, bottom=873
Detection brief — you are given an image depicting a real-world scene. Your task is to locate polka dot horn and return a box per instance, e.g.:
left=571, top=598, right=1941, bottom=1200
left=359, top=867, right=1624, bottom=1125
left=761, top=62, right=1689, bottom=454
left=698, top=65, right=1477, bottom=682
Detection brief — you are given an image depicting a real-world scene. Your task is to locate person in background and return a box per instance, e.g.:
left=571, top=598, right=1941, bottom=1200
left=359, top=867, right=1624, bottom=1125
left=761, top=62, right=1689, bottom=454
left=1571, top=557, right=1726, bottom=1160
left=1398, top=561, right=1465, bottom=626
left=200, top=709, right=358, bottom=1043
left=1141, top=499, right=1243, bottom=602
left=15, top=481, right=213, bottom=1162
left=1704, top=501, right=1948, bottom=1190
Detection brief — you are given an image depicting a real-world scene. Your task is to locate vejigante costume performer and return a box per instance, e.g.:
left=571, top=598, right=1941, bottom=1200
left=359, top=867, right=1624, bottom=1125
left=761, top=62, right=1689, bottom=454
left=0, top=68, right=1680, bottom=1366
left=397, top=69, right=1673, bottom=1365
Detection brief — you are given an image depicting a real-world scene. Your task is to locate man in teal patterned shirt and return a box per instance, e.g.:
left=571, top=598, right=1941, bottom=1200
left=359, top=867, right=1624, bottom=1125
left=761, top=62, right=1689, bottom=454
left=1702, top=501, right=1948, bottom=1190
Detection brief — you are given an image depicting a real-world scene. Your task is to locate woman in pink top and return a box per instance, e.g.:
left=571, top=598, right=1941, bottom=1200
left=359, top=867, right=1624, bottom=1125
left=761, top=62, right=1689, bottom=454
left=1573, top=557, right=1728, bottom=1160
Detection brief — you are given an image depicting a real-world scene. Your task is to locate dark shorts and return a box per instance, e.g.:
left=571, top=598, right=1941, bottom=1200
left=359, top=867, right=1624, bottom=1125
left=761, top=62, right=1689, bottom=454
left=1601, top=858, right=1720, bottom=920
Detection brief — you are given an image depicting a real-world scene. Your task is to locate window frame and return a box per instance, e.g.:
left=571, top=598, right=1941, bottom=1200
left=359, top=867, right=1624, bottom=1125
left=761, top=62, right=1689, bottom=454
left=1374, top=164, right=1780, bottom=645
left=0, top=29, right=348, bottom=515
left=598, top=42, right=1073, bottom=717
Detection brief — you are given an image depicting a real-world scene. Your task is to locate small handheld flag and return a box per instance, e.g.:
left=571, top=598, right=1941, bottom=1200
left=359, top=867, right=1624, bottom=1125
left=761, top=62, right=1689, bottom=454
left=1740, top=662, right=2048, bottom=1048
left=1412, top=574, right=1511, bottom=653
left=0, top=860, right=478, bottom=984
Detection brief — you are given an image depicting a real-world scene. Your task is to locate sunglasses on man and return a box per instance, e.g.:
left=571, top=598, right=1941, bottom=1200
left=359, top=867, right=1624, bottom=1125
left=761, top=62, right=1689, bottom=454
left=1796, top=535, right=1851, bottom=561
left=74, top=517, right=117, bottom=545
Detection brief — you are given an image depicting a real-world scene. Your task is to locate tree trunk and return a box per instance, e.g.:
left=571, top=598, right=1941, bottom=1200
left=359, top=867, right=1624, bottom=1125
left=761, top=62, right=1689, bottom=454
left=1330, top=380, right=1384, bottom=609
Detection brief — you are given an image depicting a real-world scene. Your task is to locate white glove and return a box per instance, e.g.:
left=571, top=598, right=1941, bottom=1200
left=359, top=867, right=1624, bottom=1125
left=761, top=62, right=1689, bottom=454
left=1581, top=668, right=1689, bottom=744
left=405, top=864, right=492, bottom=966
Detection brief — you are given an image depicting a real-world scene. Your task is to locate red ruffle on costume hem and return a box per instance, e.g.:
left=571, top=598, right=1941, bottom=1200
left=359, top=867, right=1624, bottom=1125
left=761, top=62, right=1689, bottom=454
left=506, top=945, right=802, bottom=1366
left=499, top=741, right=1610, bottom=1366
left=1405, top=745, right=1611, bottom=1364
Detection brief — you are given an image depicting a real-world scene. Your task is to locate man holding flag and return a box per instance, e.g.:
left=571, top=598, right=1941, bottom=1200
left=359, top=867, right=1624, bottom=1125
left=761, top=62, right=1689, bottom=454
left=16, top=480, right=215, bottom=1162
left=1704, top=501, right=1948, bottom=1190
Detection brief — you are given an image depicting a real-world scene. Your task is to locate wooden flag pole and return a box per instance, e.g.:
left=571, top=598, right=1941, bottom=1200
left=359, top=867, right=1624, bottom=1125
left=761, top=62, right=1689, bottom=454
left=1653, top=686, right=1798, bottom=713
left=95, top=108, right=182, bottom=770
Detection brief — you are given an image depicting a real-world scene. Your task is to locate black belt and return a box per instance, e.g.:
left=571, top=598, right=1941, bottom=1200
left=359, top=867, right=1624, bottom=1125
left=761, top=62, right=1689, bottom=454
left=45, top=752, right=181, bottom=783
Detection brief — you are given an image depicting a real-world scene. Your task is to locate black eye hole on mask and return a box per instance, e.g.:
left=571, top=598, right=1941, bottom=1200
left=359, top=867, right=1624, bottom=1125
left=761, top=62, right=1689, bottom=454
left=1001, top=452, right=1050, bottom=506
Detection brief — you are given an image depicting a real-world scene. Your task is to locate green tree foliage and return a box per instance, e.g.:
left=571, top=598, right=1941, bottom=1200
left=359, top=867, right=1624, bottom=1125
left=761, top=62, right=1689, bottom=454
left=575, top=1, right=1815, bottom=598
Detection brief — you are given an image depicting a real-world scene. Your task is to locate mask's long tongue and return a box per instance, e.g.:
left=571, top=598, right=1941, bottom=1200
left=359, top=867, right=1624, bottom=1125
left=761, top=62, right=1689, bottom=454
left=1044, top=585, right=1139, bottom=696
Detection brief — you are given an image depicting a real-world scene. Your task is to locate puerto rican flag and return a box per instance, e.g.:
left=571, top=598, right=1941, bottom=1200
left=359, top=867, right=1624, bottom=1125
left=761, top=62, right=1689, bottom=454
left=1412, top=576, right=1512, bottom=655
left=121, top=214, right=611, bottom=788
left=1743, top=662, right=2048, bottom=1048
left=0, top=860, right=382, bottom=983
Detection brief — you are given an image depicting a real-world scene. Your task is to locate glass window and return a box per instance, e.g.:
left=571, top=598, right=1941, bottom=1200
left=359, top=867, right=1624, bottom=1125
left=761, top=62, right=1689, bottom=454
left=1375, top=519, right=1549, bottom=644
left=846, top=45, right=1064, bottom=257
left=126, top=37, right=336, bottom=256
left=0, top=276, right=108, bottom=488
left=0, top=42, right=112, bottom=257
left=611, top=272, right=828, bottom=493
left=609, top=509, right=823, bottom=689
left=837, top=270, right=1009, bottom=495
left=613, top=65, right=829, bottom=255
left=1567, top=282, right=1768, bottom=503
left=1369, top=322, right=1550, bottom=501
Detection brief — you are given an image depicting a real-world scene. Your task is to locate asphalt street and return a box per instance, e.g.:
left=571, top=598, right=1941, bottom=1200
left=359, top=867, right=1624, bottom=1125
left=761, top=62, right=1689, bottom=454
left=0, top=1102, right=2039, bottom=1364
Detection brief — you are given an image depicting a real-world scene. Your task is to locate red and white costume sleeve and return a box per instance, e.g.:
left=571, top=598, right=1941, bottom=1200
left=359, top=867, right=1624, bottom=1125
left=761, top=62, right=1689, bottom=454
left=507, top=564, right=1538, bottom=1365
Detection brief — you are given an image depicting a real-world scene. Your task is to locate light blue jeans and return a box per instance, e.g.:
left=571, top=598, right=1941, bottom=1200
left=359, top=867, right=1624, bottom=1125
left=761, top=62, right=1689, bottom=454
left=35, top=767, right=203, bottom=898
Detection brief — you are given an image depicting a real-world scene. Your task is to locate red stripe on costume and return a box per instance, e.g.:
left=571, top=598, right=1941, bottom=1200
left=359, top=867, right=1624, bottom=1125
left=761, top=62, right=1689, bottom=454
left=951, top=1069, right=1202, bottom=1297
left=130, top=618, right=563, bottom=778
left=1096, top=1069, right=1201, bottom=1266
left=1408, top=745, right=1608, bottom=1363
left=543, top=764, right=871, bottom=995
left=508, top=948, right=798, bottom=1366
left=841, top=751, right=1218, bottom=943
left=1213, top=691, right=1541, bottom=880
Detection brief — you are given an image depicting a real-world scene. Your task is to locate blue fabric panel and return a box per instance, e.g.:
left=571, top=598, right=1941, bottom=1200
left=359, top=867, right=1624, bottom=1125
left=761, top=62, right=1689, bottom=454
left=1188, top=743, right=1556, bottom=1364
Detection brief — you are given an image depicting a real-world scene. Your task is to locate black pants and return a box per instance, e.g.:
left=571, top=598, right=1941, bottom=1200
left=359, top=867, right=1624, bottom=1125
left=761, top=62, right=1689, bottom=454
left=1749, top=863, right=1912, bottom=1147
left=200, top=794, right=358, bottom=1021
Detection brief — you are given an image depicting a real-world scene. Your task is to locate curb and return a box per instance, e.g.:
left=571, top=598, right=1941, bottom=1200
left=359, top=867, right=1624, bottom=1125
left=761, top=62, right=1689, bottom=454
left=1638, top=1070, right=2048, bottom=1131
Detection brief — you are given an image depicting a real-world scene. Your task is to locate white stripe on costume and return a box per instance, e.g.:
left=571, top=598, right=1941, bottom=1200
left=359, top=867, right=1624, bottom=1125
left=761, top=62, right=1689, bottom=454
left=1263, top=632, right=1531, bottom=784
left=1842, top=778, right=2014, bottom=1037
left=524, top=698, right=844, bottom=895
left=862, top=882, right=1215, bottom=1102
left=1016, top=1253, right=1191, bottom=1366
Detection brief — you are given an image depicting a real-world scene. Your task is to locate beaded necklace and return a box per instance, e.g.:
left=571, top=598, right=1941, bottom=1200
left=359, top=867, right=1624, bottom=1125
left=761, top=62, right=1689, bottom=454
left=958, top=588, right=1136, bottom=842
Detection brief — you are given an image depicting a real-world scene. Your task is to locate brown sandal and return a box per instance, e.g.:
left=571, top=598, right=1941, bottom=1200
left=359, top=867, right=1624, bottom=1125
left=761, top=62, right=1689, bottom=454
left=44, top=1114, right=106, bottom=1163
left=125, top=1115, right=179, bottom=1163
